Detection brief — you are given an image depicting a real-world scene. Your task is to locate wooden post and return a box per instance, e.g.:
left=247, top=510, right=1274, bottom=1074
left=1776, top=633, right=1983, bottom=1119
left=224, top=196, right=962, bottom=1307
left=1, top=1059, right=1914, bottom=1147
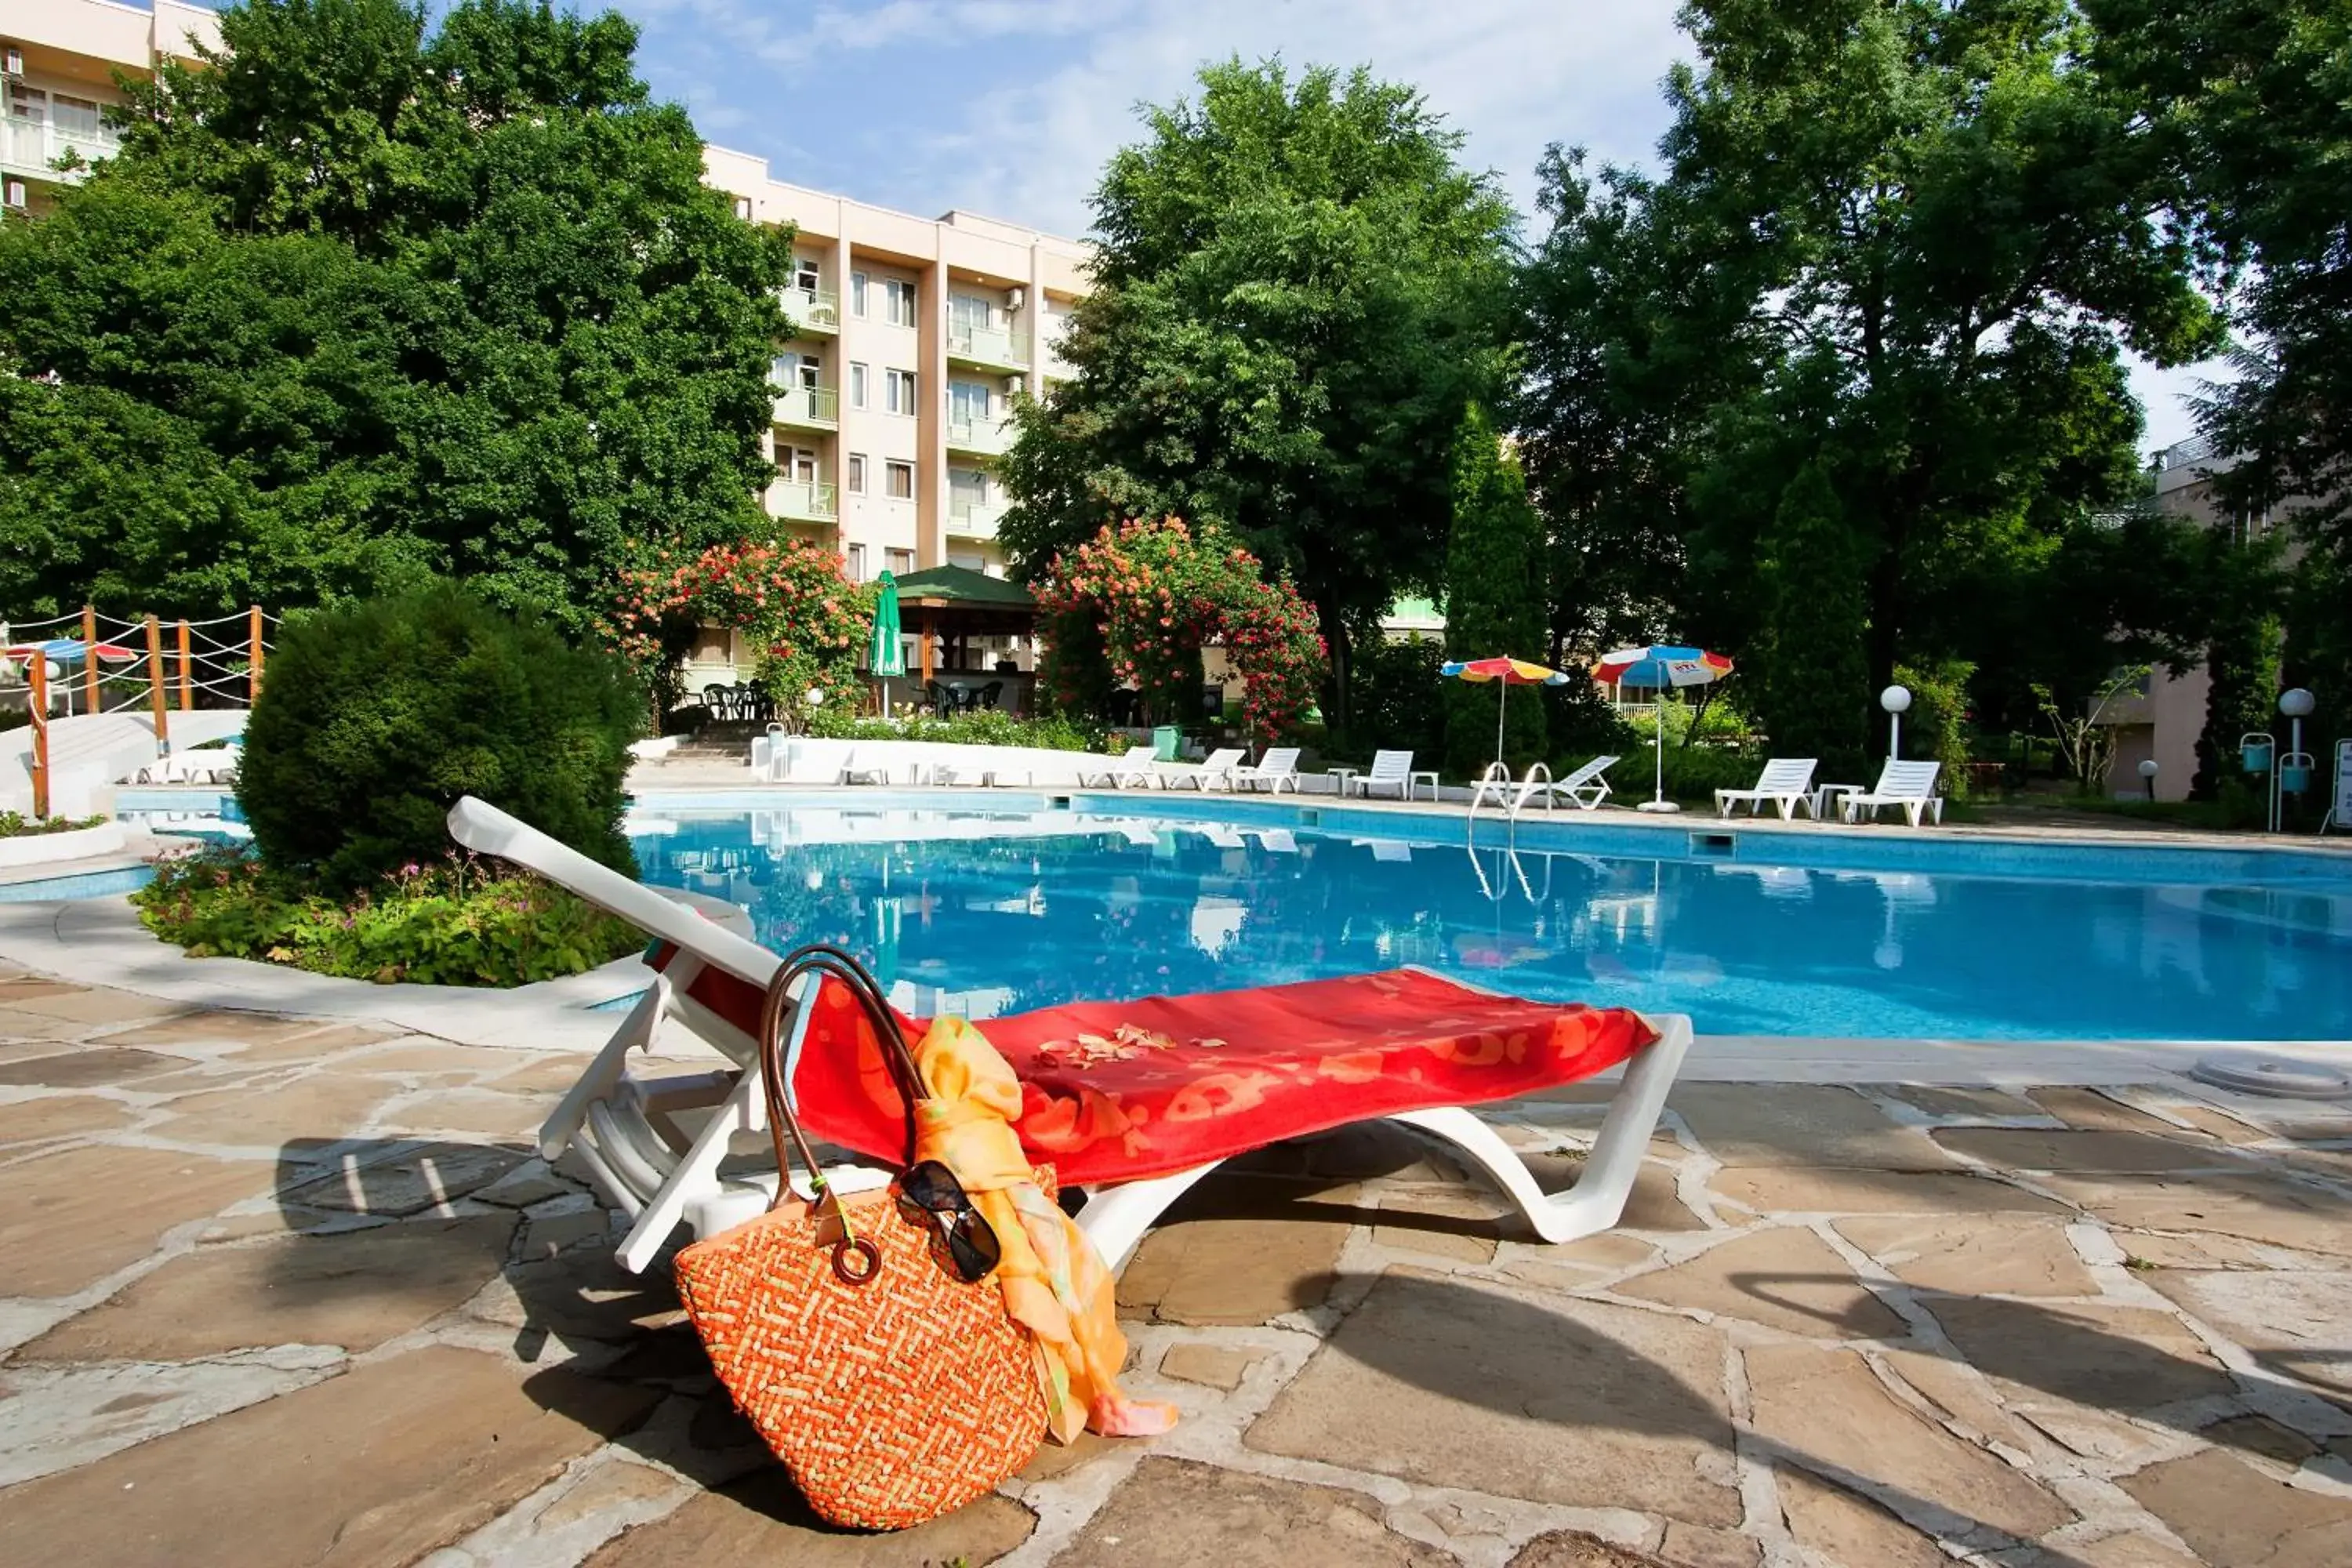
left=81, top=604, right=100, bottom=714
left=27, top=655, right=49, bottom=819
left=145, top=615, right=169, bottom=757
left=176, top=619, right=192, bottom=710
left=247, top=605, right=264, bottom=702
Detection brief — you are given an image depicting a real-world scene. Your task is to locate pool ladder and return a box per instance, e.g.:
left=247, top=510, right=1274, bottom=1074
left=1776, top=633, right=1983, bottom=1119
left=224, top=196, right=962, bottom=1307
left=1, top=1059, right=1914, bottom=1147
left=1468, top=760, right=1558, bottom=823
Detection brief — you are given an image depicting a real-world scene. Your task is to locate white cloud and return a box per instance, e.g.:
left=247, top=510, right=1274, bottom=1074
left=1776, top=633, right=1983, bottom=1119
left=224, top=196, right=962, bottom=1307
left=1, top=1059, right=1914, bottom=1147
left=888, top=0, right=1690, bottom=235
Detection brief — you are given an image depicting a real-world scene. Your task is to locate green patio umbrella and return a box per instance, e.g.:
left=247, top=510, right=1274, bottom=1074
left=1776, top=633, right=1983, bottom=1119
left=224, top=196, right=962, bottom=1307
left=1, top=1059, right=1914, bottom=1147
left=869, top=570, right=906, bottom=716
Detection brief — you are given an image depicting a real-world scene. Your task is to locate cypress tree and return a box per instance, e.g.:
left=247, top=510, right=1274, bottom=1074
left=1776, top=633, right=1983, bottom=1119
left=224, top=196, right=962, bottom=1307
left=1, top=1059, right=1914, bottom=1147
left=1750, top=462, right=1871, bottom=770
left=1443, top=404, right=1550, bottom=776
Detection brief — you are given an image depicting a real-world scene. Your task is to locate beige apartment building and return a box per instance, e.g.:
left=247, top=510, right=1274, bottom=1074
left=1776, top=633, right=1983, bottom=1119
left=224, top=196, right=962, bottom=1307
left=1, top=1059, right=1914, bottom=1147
left=701, top=145, right=1088, bottom=589
left=1, top=0, right=216, bottom=215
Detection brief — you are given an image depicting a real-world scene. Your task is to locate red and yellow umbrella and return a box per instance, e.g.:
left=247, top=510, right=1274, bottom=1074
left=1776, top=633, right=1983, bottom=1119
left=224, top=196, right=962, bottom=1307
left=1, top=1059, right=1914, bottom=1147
left=1441, top=656, right=1571, bottom=779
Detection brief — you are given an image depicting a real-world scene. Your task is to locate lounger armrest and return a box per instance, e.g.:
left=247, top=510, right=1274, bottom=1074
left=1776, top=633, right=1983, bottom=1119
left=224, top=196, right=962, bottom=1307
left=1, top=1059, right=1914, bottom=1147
left=448, top=797, right=781, bottom=991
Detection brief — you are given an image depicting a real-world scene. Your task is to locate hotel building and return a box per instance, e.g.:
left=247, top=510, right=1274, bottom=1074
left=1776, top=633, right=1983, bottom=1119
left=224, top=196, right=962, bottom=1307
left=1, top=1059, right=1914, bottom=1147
left=700, top=145, right=1089, bottom=588
left=2, top=0, right=216, bottom=216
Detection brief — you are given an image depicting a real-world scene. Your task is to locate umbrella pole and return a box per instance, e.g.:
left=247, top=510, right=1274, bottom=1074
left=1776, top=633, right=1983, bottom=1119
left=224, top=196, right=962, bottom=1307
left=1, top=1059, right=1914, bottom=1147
left=1657, top=698, right=1664, bottom=803
left=1495, top=680, right=1508, bottom=775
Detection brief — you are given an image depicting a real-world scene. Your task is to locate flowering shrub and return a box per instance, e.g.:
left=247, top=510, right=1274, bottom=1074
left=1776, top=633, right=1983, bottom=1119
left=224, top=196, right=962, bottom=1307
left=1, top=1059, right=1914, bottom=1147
left=608, top=539, right=873, bottom=724
left=1036, top=517, right=1327, bottom=742
left=132, top=847, right=641, bottom=986
left=805, top=708, right=1109, bottom=752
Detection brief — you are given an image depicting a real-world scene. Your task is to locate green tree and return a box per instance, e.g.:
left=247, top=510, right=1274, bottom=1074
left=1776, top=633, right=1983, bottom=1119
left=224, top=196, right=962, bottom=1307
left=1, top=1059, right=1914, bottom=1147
left=1518, top=0, right=2223, bottom=746
left=997, top=59, right=1515, bottom=725
left=1748, top=462, right=1871, bottom=768
left=0, top=0, right=789, bottom=626
left=1441, top=405, right=1550, bottom=775
left=2084, top=0, right=2352, bottom=750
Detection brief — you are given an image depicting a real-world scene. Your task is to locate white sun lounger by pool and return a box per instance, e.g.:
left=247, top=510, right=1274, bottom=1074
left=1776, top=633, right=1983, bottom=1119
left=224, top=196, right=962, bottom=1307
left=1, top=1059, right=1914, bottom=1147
left=1841, top=760, right=1946, bottom=826
left=1161, top=747, right=1245, bottom=792
left=838, top=749, right=894, bottom=786
left=1715, top=757, right=1818, bottom=819
left=1232, top=746, right=1302, bottom=794
left=1078, top=745, right=1160, bottom=789
left=1534, top=754, right=1618, bottom=811
left=448, top=797, right=1693, bottom=1275
left=1348, top=750, right=1440, bottom=801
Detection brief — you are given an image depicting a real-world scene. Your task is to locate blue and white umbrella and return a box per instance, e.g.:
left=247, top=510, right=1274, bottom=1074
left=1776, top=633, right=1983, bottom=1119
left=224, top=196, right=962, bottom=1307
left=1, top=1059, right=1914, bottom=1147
left=1595, top=644, right=1737, bottom=813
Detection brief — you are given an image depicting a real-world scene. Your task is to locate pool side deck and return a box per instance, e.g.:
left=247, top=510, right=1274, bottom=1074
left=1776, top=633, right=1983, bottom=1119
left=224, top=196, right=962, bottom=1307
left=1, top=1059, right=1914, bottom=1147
left=1, top=964, right=2348, bottom=1566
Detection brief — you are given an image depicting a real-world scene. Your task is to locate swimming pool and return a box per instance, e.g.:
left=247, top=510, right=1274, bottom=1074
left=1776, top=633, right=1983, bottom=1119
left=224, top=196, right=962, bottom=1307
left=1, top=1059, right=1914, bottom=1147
left=626, top=795, right=2352, bottom=1042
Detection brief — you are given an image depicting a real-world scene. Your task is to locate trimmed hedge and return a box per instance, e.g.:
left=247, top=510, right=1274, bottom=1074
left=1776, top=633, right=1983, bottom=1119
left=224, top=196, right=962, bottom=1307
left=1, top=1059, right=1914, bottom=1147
left=236, top=583, right=641, bottom=891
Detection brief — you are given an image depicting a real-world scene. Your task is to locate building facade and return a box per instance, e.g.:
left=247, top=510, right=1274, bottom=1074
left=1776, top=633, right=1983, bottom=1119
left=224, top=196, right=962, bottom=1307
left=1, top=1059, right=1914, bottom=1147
left=701, top=145, right=1088, bottom=589
left=2, top=0, right=216, bottom=216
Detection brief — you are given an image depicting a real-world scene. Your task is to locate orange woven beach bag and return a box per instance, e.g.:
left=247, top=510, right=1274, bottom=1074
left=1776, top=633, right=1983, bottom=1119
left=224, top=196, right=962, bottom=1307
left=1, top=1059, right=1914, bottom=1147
left=673, top=945, right=1046, bottom=1530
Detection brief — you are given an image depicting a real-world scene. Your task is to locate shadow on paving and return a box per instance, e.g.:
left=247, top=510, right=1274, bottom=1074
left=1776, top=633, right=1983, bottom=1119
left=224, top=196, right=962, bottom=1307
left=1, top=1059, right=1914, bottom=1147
left=1298, top=1268, right=2329, bottom=1566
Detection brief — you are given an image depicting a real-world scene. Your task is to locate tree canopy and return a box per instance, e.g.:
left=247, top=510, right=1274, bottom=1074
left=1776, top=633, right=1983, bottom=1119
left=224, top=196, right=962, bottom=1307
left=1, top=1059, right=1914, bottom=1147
left=0, top=0, right=789, bottom=628
left=996, top=59, right=1517, bottom=720
left=1513, top=0, right=2228, bottom=757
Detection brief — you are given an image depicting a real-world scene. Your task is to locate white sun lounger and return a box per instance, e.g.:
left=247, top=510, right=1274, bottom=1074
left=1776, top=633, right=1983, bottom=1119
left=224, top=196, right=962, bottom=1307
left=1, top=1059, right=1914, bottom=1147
left=1536, top=754, right=1618, bottom=811
left=838, top=749, right=894, bottom=786
left=447, top=797, right=1693, bottom=1275
left=1840, top=760, right=1946, bottom=826
left=1715, top=757, right=1818, bottom=819
left=1078, top=745, right=1160, bottom=789
left=1160, top=747, right=1245, bottom=792
left=1348, top=749, right=1439, bottom=801
left=1232, top=746, right=1303, bottom=794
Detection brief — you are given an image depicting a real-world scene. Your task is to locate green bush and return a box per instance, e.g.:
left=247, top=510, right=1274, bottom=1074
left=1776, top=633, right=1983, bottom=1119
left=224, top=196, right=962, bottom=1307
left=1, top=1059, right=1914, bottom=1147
left=134, top=848, right=641, bottom=986
left=1, top=810, right=108, bottom=836
left=1895, top=658, right=1977, bottom=798
left=804, top=707, right=1108, bottom=752
left=236, top=583, right=642, bottom=891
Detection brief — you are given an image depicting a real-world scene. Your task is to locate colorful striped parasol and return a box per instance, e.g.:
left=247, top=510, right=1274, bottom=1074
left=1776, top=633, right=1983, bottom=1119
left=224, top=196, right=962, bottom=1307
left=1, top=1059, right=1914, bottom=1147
left=1442, top=656, right=1571, bottom=779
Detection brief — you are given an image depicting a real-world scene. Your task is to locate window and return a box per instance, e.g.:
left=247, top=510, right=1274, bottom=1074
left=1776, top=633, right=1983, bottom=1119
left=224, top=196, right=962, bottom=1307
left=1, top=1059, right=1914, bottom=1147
left=848, top=362, right=869, bottom=408
left=949, top=552, right=987, bottom=572
left=948, top=379, right=992, bottom=426
left=778, top=446, right=818, bottom=483
left=732, top=195, right=753, bottom=220
left=949, top=467, right=989, bottom=505
left=847, top=543, right=868, bottom=579
left=847, top=453, right=867, bottom=493
left=885, top=368, right=917, bottom=416
left=887, top=549, right=916, bottom=576
left=794, top=256, right=821, bottom=292
left=884, top=279, right=917, bottom=328
left=950, top=293, right=993, bottom=333
left=794, top=354, right=821, bottom=393
left=851, top=271, right=868, bottom=316
left=885, top=461, right=915, bottom=500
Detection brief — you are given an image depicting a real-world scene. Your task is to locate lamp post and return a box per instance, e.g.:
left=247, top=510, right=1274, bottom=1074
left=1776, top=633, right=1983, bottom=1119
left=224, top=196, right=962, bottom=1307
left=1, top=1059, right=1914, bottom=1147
left=2279, top=688, right=2317, bottom=817
left=2137, top=757, right=2158, bottom=801
left=1880, top=684, right=1911, bottom=761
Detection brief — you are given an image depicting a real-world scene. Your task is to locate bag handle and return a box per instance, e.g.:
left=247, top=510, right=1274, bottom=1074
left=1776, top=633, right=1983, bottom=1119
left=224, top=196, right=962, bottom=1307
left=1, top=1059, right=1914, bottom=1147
left=756, top=943, right=929, bottom=1285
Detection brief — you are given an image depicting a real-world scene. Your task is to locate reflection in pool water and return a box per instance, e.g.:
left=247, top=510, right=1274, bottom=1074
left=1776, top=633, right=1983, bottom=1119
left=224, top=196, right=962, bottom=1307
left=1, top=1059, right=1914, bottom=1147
left=627, top=808, right=2352, bottom=1042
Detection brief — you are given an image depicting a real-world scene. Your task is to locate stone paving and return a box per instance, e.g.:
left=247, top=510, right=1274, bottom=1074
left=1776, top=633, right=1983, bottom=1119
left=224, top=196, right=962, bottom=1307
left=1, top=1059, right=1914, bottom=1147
left=2, top=966, right=2350, bottom=1566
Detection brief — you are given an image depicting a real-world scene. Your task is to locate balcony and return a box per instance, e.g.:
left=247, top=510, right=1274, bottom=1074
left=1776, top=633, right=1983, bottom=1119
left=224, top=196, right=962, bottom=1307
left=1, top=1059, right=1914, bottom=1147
left=780, top=286, right=840, bottom=334
left=766, top=478, right=839, bottom=522
left=1, top=115, right=121, bottom=187
left=949, top=495, right=1005, bottom=539
left=946, top=320, right=1029, bottom=372
left=945, top=416, right=1012, bottom=456
left=771, top=385, right=839, bottom=430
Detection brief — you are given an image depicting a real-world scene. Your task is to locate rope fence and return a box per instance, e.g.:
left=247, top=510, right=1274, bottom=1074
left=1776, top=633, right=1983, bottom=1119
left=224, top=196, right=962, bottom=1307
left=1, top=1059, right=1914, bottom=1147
left=5, top=605, right=274, bottom=818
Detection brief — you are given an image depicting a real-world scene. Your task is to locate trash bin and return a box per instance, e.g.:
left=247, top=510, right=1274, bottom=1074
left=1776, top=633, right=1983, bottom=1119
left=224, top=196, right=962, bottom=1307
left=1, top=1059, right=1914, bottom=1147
left=2241, top=740, right=2273, bottom=774
left=1152, top=724, right=1181, bottom=762
left=2282, top=760, right=2313, bottom=793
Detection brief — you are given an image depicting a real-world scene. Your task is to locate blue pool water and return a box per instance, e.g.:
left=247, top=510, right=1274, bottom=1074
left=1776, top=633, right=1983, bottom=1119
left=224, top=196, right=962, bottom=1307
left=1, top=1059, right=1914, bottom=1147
left=627, top=798, right=2352, bottom=1041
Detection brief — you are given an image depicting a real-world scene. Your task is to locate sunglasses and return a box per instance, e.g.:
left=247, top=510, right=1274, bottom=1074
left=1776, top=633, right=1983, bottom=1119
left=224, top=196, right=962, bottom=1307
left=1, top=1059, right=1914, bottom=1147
left=895, top=1160, right=1002, bottom=1284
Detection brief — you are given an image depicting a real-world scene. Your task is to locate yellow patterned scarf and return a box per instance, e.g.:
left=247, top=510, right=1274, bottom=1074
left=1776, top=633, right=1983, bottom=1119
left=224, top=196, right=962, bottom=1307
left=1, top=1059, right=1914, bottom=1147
left=909, top=1014, right=1179, bottom=1444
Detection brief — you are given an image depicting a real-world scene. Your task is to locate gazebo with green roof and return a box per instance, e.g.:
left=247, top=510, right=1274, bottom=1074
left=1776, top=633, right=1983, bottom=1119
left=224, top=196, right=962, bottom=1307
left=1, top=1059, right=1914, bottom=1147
left=886, top=564, right=1040, bottom=695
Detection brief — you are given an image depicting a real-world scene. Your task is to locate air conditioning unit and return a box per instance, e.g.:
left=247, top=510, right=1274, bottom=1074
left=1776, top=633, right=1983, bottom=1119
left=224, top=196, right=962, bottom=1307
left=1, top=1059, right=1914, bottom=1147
left=2, top=46, right=25, bottom=80
left=3, top=179, right=26, bottom=211
left=1005, top=374, right=1027, bottom=397
left=1006, top=287, right=1025, bottom=313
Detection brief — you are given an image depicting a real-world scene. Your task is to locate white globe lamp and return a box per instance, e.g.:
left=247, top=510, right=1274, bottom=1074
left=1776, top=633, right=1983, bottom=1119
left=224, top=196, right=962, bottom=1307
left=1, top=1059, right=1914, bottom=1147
left=1880, top=684, right=1911, bottom=760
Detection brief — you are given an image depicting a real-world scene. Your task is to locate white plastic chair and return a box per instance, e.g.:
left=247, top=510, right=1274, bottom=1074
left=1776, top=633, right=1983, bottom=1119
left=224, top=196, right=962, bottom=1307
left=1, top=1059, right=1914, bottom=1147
left=1841, top=760, right=1945, bottom=826
left=1162, top=747, right=1245, bottom=792
left=1349, top=750, right=1417, bottom=800
left=1232, top=747, right=1302, bottom=794
left=1077, top=745, right=1160, bottom=789
left=1715, top=757, right=1818, bottom=819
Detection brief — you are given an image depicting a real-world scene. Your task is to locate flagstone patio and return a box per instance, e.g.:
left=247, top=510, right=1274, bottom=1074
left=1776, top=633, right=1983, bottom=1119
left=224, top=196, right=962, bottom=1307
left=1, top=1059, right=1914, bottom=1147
left=1, top=965, right=2349, bottom=1566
